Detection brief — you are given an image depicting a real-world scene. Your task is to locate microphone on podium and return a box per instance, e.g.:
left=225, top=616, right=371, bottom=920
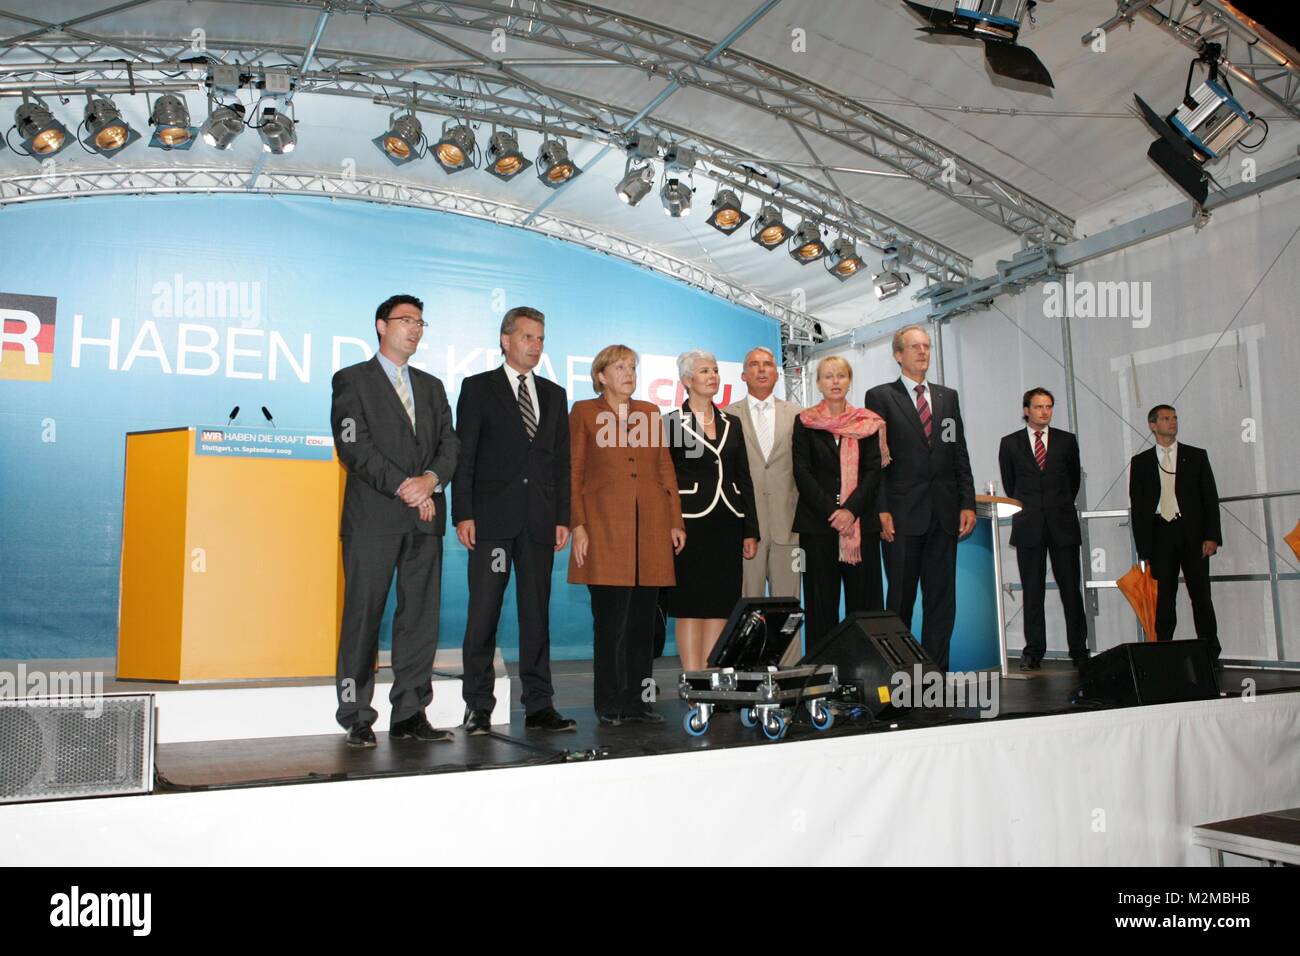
left=262, top=406, right=277, bottom=429
left=226, top=405, right=240, bottom=426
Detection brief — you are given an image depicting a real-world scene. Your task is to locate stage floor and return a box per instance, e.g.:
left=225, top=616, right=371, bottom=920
left=154, top=658, right=1300, bottom=793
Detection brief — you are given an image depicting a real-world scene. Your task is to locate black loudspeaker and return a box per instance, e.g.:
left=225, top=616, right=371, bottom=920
left=799, top=611, right=938, bottom=717
left=1080, top=641, right=1219, bottom=706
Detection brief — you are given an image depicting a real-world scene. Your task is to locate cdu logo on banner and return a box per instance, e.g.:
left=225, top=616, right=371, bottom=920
left=0, top=292, right=57, bottom=382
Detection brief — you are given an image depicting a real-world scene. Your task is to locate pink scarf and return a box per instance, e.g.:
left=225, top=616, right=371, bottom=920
left=799, top=402, right=890, bottom=564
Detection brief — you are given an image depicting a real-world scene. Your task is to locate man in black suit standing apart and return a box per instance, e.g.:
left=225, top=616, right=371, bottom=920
left=454, top=306, right=576, bottom=734
left=998, top=388, right=1089, bottom=670
left=864, top=324, right=976, bottom=671
left=330, top=294, right=460, bottom=747
left=1128, top=404, right=1223, bottom=664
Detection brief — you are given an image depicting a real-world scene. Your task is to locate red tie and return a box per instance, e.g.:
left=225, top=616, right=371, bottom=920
left=914, top=384, right=932, bottom=441
left=1034, top=430, right=1046, bottom=471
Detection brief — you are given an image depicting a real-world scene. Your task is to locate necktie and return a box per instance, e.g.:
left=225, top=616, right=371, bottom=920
left=1158, top=446, right=1178, bottom=521
left=393, top=367, right=416, bottom=431
left=517, top=373, right=537, bottom=440
left=756, top=401, right=774, bottom=460
left=914, top=384, right=932, bottom=442
left=1033, top=430, right=1046, bottom=471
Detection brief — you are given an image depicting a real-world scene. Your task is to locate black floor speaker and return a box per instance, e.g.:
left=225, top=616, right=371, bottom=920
left=1079, top=640, right=1219, bottom=706
left=799, top=610, right=938, bottom=717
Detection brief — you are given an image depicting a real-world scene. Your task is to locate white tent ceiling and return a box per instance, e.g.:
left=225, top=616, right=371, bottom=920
left=2, top=0, right=1297, bottom=333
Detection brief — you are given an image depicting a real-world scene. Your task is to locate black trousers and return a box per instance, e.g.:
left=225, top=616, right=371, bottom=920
left=1150, top=517, right=1220, bottom=658
left=461, top=533, right=556, bottom=715
left=336, top=531, right=442, bottom=730
left=1017, top=526, right=1088, bottom=662
left=882, top=515, right=958, bottom=670
left=802, top=532, right=884, bottom=648
left=588, top=585, right=658, bottom=716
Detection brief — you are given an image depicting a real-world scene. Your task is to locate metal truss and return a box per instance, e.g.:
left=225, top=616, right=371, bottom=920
left=0, top=164, right=822, bottom=335
left=1093, top=0, right=1300, bottom=120
left=0, top=37, right=973, bottom=281
left=0, top=0, right=1075, bottom=245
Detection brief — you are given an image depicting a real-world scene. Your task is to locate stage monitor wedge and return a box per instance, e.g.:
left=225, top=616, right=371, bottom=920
left=1080, top=641, right=1219, bottom=707
left=800, top=610, right=939, bottom=718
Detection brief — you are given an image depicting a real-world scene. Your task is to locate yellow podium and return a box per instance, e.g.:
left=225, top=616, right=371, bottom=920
left=117, top=426, right=346, bottom=682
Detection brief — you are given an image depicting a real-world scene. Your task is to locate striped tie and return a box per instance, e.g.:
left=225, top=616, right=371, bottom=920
left=393, top=367, right=416, bottom=431
left=517, top=373, right=537, bottom=440
left=1034, top=430, right=1046, bottom=471
left=914, top=384, right=932, bottom=442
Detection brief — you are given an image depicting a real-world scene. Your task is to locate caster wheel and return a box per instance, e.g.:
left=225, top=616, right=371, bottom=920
left=761, top=711, right=787, bottom=740
left=683, top=706, right=709, bottom=737
left=739, top=707, right=757, bottom=728
left=810, top=702, right=834, bottom=731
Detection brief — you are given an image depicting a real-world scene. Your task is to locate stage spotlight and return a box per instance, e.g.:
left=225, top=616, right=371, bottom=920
left=536, top=138, right=580, bottom=187
left=434, top=122, right=476, bottom=173
left=81, top=97, right=140, bottom=157
left=750, top=205, right=792, bottom=250
left=1134, top=48, right=1260, bottom=205
left=789, top=219, right=828, bottom=264
left=375, top=112, right=423, bottom=165
left=148, top=94, right=196, bottom=150
left=903, top=0, right=1053, bottom=89
left=825, top=238, right=865, bottom=281
left=660, top=177, right=692, bottom=217
left=486, top=130, right=531, bottom=181
left=616, top=159, right=655, bottom=206
left=706, top=189, right=749, bottom=235
left=14, top=101, right=69, bottom=157
left=201, top=102, right=246, bottom=149
left=257, top=107, right=296, bottom=154
left=873, top=270, right=911, bottom=300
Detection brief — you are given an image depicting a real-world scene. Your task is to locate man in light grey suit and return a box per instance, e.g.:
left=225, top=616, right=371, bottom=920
left=724, top=347, right=802, bottom=606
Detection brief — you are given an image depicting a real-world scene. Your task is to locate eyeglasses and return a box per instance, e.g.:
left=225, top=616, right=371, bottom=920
left=388, top=316, right=428, bottom=329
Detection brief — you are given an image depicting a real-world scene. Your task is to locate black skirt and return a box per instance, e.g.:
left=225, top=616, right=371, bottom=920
left=664, top=502, right=744, bottom=618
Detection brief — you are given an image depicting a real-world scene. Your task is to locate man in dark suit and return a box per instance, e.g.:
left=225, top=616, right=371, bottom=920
left=1128, top=404, right=1223, bottom=664
left=998, top=387, right=1089, bottom=670
left=453, top=306, right=575, bottom=735
left=864, top=324, right=976, bottom=671
left=330, top=294, right=460, bottom=747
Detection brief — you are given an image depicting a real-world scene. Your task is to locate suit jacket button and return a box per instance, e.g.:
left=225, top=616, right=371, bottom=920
left=523, top=478, right=529, bottom=484
left=630, top=473, right=637, bottom=478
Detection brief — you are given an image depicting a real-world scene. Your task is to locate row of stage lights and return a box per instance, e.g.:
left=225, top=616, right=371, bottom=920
left=6, top=92, right=914, bottom=297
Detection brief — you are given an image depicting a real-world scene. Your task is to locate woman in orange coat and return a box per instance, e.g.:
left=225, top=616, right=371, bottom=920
left=569, top=344, right=685, bottom=724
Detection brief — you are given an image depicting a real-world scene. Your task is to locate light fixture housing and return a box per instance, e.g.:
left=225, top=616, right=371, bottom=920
left=201, top=102, right=246, bottom=150
left=148, top=94, right=196, bottom=150
left=789, top=219, right=828, bottom=264
left=536, top=138, right=580, bottom=187
left=433, top=122, right=476, bottom=173
left=706, top=189, right=749, bottom=235
left=81, top=97, right=140, bottom=157
left=660, top=177, right=692, bottom=217
left=257, top=107, right=296, bottom=154
left=374, top=112, right=423, bottom=165
left=486, top=130, right=531, bottom=181
left=873, top=270, right=911, bottom=301
left=616, top=160, right=655, bottom=206
left=825, top=238, right=865, bottom=281
left=14, top=101, right=69, bottom=157
left=750, top=205, right=792, bottom=250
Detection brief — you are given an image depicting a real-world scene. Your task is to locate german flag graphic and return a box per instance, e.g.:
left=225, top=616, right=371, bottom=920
left=0, top=293, right=57, bottom=382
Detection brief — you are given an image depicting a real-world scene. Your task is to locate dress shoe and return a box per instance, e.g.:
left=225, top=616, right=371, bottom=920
left=389, top=712, right=453, bottom=742
left=623, top=709, right=664, bottom=724
left=525, top=707, right=576, bottom=732
left=463, top=709, right=492, bottom=736
left=1019, top=655, right=1041, bottom=672
left=597, top=713, right=625, bottom=726
left=345, top=724, right=376, bottom=748
left=1071, top=654, right=1091, bottom=670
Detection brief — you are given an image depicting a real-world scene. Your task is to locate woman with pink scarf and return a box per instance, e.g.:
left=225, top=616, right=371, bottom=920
left=792, top=355, right=889, bottom=649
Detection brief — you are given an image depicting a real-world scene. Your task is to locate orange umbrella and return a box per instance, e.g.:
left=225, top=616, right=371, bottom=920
left=1285, top=520, right=1300, bottom=563
left=1117, top=563, right=1159, bottom=642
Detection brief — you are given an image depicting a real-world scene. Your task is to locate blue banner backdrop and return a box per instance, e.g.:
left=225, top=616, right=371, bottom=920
left=0, top=194, right=781, bottom=662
